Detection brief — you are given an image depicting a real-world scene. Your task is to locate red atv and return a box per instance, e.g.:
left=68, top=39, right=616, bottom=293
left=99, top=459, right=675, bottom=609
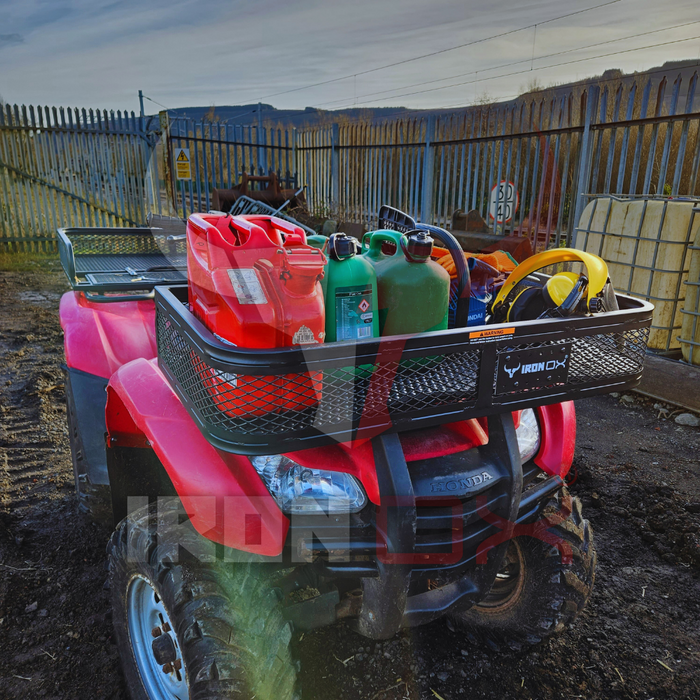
left=58, top=209, right=652, bottom=700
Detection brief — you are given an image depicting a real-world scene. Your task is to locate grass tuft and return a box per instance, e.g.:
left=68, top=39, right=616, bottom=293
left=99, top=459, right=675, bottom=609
left=0, top=251, right=61, bottom=272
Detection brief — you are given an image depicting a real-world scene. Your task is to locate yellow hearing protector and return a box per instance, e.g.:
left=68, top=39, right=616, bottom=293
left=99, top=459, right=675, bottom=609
left=543, top=272, right=580, bottom=307
left=491, top=249, right=616, bottom=323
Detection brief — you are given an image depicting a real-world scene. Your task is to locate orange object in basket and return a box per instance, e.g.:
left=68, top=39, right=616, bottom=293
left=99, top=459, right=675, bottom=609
left=432, top=246, right=518, bottom=279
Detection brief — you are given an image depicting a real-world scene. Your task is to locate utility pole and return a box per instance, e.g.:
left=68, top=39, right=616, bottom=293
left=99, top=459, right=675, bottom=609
left=138, top=90, right=145, bottom=131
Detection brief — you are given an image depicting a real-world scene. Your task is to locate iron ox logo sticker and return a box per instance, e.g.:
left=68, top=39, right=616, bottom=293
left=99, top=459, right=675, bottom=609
left=496, top=343, right=572, bottom=393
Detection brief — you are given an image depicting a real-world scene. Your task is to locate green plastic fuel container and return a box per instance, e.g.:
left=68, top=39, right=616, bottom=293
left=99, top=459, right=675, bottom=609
left=322, top=233, right=379, bottom=343
left=361, top=229, right=404, bottom=268
left=365, top=229, right=450, bottom=336
left=306, top=233, right=328, bottom=251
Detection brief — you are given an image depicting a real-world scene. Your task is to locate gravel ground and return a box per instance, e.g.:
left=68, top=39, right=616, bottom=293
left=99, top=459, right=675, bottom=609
left=0, top=270, right=698, bottom=700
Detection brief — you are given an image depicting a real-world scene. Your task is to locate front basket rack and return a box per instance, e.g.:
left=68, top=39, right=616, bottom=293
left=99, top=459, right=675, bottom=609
left=155, top=284, right=653, bottom=455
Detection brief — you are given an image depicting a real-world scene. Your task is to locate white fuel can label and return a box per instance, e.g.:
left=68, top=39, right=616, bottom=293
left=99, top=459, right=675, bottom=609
left=336, top=287, right=374, bottom=341
left=227, top=268, right=267, bottom=305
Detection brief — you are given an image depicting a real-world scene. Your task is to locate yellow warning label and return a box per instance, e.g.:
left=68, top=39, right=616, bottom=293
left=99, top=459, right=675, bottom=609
left=469, top=327, right=515, bottom=342
left=175, top=148, right=191, bottom=180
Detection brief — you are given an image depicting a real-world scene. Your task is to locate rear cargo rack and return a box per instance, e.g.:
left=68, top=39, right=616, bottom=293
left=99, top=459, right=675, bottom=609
left=58, top=227, right=187, bottom=300
left=155, top=284, right=653, bottom=455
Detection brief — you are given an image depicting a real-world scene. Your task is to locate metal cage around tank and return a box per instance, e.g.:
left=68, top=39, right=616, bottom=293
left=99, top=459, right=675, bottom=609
left=574, top=194, right=700, bottom=353
left=679, top=206, right=700, bottom=365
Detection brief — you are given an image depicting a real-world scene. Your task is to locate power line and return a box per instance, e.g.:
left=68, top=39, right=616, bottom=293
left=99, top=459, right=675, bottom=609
left=318, top=20, right=700, bottom=109
left=331, top=34, right=700, bottom=109
left=247, top=0, right=623, bottom=103
left=142, top=96, right=260, bottom=124
left=317, top=19, right=700, bottom=110
left=142, top=94, right=173, bottom=111
left=221, top=107, right=260, bottom=122
left=302, top=42, right=700, bottom=129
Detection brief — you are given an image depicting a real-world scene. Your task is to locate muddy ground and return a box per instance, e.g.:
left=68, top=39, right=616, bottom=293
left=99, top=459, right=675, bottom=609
left=0, top=269, right=698, bottom=700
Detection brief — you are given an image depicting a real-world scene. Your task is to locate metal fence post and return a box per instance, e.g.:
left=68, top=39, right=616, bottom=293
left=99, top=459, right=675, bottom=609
left=573, top=86, right=600, bottom=234
left=257, top=102, right=265, bottom=174
left=331, top=123, right=340, bottom=213
left=159, top=110, right=176, bottom=216
left=292, top=127, right=298, bottom=189
left=145, top=119, right=161, bottom=217
left=420, top=115, right=436, bottom=223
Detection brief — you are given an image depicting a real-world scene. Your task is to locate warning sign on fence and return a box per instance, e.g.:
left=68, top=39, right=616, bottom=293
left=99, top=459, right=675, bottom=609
left=174, top=148, right=191, bottom=181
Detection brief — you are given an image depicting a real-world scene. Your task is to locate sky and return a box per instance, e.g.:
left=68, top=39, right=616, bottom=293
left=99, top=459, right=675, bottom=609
left=1, top=0, right=700, bottom=113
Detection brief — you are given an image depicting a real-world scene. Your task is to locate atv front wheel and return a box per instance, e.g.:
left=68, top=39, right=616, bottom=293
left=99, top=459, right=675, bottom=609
left=451, top=487, right=596, bottom=652
left=108, top=503, right=298, bottom=700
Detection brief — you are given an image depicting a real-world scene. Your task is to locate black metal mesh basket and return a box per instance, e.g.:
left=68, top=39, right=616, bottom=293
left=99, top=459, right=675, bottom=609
left=58, top=227, right=187, bottom=295
left=155, top=285, right=653, bottom=455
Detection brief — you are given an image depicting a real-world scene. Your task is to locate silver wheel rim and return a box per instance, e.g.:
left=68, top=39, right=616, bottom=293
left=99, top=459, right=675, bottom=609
left=127, top=574, right=189, bottom=700
left=478, top=540, right=524, bottom=609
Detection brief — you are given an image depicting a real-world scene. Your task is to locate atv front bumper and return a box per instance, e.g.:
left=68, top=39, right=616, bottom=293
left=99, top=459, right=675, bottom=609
left=282, top=413, right=563, bottom=638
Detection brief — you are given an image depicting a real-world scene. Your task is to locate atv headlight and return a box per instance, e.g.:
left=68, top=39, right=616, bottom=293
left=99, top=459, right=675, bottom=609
left=516, top=408, right=541, bottom=463
left=250, top=455, right=367, bottom=514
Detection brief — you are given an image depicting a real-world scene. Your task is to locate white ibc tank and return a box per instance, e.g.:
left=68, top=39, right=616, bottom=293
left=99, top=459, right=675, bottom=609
left=575, top=197, right=700, bottom=351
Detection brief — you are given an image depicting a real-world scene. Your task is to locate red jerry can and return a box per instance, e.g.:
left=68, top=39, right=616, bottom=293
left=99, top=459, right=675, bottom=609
left=186, top=213, right=326, bottom=417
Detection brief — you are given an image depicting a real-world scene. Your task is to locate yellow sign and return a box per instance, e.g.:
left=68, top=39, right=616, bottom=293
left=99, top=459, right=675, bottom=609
left=175, top=148, right=191, bottom=181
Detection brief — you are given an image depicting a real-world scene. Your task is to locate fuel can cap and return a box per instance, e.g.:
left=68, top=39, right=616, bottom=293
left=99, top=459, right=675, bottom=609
left=403, top=230, right=434, bottom=261
left=328, top=232, right=358, bottom=261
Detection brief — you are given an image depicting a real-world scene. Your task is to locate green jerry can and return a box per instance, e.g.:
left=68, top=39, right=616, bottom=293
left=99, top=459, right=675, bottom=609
left=322, top=233, right=379, bottom=343
left=305, top=233, right=328, bottom=251
left=361, top=229, right=404, bottom=267
left=364, top=229, right=450, bottom=336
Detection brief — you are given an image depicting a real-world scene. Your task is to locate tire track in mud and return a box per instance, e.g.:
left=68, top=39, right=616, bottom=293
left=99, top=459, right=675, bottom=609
left=0, top=324, right=68, bottom=514
left=0, top=272, right=124, bottom=700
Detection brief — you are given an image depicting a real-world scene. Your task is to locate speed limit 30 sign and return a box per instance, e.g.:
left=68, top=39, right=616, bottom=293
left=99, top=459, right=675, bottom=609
left=488, top=181, right=519, bottom=224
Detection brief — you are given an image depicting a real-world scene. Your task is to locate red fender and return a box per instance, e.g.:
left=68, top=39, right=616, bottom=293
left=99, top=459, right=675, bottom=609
left=105, top=358, right=289, bottom=557
left=60, top=292, right=157, bottom=378
left=104, top=356, right=574, bottom=556
left=468, top=406, right=575, bottom=479
left=534, top=401, right=576, bottom=479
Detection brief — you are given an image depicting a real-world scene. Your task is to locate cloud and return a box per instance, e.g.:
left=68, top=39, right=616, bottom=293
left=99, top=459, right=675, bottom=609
left=1, top=0, right=699, bottom=110
left=0, top=33, right=24, bottom=48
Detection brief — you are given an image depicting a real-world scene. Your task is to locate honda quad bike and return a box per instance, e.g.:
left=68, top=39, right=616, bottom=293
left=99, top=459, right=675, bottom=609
left=58, top=207, right=653, bottom=700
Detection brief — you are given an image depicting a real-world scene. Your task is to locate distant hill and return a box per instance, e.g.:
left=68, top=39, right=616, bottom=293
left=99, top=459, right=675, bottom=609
left=155, top=58, right=700, bottom=127
left=155, top=103, right=413, bottom=128
left=510, top=58, right=699, bottom=112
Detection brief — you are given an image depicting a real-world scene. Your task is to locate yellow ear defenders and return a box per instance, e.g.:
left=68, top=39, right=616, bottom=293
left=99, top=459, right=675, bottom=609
left=491, top=249, right=618, bottom=323
left=543, top=271, right=580, bottom=306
